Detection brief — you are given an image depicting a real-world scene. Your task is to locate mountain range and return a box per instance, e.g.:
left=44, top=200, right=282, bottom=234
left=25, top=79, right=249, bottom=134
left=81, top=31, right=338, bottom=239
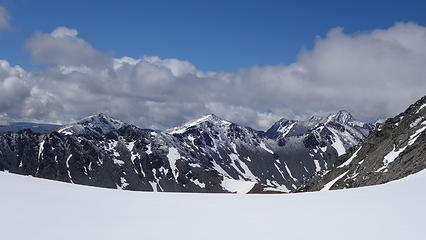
left=0, top=108, right=374, bottom=193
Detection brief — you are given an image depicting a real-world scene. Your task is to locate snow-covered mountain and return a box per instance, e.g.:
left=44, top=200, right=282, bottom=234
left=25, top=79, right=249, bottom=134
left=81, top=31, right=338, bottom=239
left=299, top=95, right=426, bottom=191
left=264, top=110, right=373, bottom=178
left=266, top=110, right=372, bottom=155
left=58, top=113, right=125, bottom=136
left=0, top=110, right=372, bottom=193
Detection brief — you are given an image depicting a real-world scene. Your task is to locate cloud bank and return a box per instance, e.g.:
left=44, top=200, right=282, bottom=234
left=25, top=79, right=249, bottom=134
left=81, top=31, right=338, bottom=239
left=1, top=22, right=426, bottom=129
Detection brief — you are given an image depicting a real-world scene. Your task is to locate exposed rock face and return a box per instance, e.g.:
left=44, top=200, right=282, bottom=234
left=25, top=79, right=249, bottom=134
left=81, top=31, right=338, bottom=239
left=0, top=111, right=372, bottom=193
left=299, top=96, right=426, bottom=192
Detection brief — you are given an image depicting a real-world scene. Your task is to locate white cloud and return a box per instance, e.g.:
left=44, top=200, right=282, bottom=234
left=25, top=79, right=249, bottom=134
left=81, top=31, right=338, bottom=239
left=51, top=27, right=78, bottom=38
left=25, top=26, right=111, bottom=67
left=2, top=23, right=426, bottom=129
left=0, top=5, right=10, bottom=30
left=0, top=61, right=32, bottom=119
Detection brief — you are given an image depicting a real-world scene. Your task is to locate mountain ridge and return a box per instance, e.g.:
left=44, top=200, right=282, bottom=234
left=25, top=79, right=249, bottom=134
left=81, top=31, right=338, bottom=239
left=298, top=95, right=426, bottom=192
left=0, top=109, right=373, bottom=193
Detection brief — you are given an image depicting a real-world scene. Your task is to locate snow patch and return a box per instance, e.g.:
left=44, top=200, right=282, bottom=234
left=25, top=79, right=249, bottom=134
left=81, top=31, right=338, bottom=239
left=410, top=117, right=425, bottom=128
left=377, top=125, right=426, bottom=172
left=211, top=160, right=230, bottom=178
left=113, top=159, right=125, bottom=166
left=148, top=181, right=158, bottom=192
left=167, top=147, right=181, bottom=180
left=259, top=141, right=274, bottom=154
left=58, top=126, right=73, bottom=135
left=330, top=130, right=346, bottom=156
left=338, top=146, right=362, bottom=168
left=188, top=163, right=201, bottom=168
left=66, top=154, right=74, bottom=183
left=313, top=160, right=321, bottom=172
left=416, top=103, right=426, bottom=114
left=221, top=178, right=255, bottom=194
left=321, top=170, right=349, bottom=191
left=284, top=162, right=297, bottom=182
left=146, top=144, right=152, bottom=155
left=190, top=179, right=206, bottom=188
left=278, top=122, right=296, bottom=137
left=38, top=140, right=45, bottom=160
left=117, top=177, right=129, bottom=190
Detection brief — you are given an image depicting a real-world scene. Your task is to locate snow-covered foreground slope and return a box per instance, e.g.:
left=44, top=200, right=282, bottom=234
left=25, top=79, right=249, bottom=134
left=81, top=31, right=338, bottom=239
left=1, top=171, right=424, bottom=240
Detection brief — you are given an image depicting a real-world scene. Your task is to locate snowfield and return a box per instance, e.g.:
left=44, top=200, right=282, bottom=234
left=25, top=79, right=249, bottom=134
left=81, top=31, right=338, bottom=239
left=0, top=171, right=425, bottom=240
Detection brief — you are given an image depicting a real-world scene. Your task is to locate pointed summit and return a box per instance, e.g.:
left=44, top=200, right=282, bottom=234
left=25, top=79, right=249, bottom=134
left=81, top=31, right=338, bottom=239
left=79, top=113, right=124, bottom=126
left=165, top=114, right=232, bottom=135
left=326, top=110, right=353, bottom=124
left=58, top=113, right=125, bottom=136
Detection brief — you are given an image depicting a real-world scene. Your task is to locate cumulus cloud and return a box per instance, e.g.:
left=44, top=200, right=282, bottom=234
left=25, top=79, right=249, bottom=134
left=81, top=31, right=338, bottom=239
left=2, top=23, right=426, bottom=129
left=25, top=27, right=111, bottom=67
left=0, top=61, right=32, bottom=119
left=0, top=5, right=10, bottom=30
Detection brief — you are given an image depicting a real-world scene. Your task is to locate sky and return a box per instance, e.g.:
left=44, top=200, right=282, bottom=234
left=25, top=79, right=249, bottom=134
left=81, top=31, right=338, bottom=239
left=1, top=0, right=426, bottom=129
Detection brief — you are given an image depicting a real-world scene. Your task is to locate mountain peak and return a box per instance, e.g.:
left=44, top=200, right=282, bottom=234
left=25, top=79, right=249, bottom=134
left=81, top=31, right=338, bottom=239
left=58, top=113, right=125, bottom=136
left=326, top=110, right=353, bottom=124
left=165, top=114, right=232, bottom=134
left=79, top=113, right=121, bottom=123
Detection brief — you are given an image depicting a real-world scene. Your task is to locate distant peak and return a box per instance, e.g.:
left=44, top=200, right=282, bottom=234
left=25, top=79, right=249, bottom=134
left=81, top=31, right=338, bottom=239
left=336, top=109, right=352, bottom=115
left=187, top=114, right=229, bottom=124
left=277, top=117, right=290, bottom=123
left=308, top=115, right=325, bottom=123
left=80, top=112, right=114, bottom=121
left=58, top=113, right=125, bottom=136
left=199, top=113, right=220, bottom=121
left=165, top=114, right=232, bottom=134
left=327, top=110, right=353, bottom=124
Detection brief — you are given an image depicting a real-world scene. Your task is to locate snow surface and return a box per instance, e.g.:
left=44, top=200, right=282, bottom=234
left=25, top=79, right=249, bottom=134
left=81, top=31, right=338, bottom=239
left=1, top=170, right=425, bottom=240
left=0, top=171, right=426, bottom=240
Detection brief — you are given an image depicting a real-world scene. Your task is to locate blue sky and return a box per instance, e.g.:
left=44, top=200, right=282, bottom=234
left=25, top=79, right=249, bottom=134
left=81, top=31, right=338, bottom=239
left=2, top=0, right=426, bottom=72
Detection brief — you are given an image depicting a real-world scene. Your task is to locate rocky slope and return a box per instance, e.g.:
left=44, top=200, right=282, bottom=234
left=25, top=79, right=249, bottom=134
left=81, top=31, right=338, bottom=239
left=299, top=95, right=426, bottom=192
left=0, top=111, right=372, bottom=193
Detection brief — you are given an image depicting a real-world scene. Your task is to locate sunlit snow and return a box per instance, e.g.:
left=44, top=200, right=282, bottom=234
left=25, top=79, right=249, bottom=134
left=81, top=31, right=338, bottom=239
left=0, top=170, right=425, bottom=240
